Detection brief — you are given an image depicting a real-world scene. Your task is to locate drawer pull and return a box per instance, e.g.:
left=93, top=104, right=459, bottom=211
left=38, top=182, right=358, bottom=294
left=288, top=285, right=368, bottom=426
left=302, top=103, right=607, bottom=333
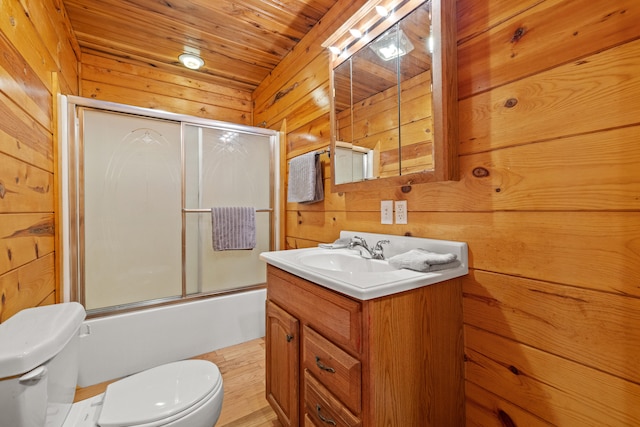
left=316, top=404, right=337, bottom=425
left=315, top=356, right=336, bottom=373
left=286, top=334, right=294, bottom=342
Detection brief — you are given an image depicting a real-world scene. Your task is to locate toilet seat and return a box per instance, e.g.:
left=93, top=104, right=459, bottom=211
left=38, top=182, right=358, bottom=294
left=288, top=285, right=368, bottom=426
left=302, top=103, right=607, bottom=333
left=97, top=360, right=222, bottom=427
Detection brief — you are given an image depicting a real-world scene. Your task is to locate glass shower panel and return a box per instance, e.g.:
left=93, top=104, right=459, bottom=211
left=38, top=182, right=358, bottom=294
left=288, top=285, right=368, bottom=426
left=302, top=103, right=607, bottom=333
left=184, top=125, right=271, bottom=294
left=82, top=110, right=182, bottom=310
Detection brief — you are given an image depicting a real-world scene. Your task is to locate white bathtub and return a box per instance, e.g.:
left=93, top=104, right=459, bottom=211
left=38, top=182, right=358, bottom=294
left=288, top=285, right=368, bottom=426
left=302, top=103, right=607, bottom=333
left=77, top=289, right=266, bottom=387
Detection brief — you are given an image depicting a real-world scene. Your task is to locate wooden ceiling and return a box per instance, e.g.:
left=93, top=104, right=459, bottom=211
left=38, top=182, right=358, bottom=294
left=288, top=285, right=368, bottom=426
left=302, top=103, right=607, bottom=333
left=63, top=0, right=340, bottom=91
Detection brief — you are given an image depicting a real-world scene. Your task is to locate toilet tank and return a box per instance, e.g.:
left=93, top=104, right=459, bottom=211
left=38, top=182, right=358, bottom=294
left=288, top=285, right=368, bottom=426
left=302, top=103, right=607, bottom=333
left=0, top=302, right=86, bottom=427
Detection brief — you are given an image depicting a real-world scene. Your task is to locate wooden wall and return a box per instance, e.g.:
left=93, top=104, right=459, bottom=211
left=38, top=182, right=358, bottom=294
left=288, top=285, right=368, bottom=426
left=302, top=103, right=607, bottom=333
left=253, top=0, right=640, bottom=425
left=0, top=0, right=79, bottom=322
left=79, top=51, right=253, bottom=125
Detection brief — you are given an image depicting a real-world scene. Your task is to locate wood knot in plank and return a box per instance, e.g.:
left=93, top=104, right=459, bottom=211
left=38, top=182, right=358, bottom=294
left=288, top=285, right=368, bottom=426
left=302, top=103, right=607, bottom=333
left=472, top=167, right=490, bottom=178
left=508, top=365, right=520, bottom=375
left=504, top=98, right=518, bottom=108
left=0, top=182, right=5, bottom=199
left=510, top=27, right=526, bottom=43
left=401, top=185, right=412, bottom=193
left=274, top=83, right=299, bottom=103
left=30, top=185, right=49, bottom=194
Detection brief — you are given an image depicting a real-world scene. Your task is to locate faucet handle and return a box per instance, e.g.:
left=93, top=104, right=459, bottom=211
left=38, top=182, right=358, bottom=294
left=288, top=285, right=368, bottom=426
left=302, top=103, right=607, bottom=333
left=352, top=236, right=369, bottom=249
left=374, top=239, right=390, bottom=250
left=372, top=240, right=390, bottom=259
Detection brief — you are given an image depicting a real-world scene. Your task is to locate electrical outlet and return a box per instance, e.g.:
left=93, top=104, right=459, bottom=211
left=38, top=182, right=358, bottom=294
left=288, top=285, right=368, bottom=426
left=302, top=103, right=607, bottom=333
left=395, top=200, right=408, bottom=224
left=381, top=200, right=393, bottom=224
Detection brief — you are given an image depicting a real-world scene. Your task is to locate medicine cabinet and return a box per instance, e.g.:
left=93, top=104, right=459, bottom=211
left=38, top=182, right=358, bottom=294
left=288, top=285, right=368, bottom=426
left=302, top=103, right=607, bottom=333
left=323, top=0, right=458, bottom=191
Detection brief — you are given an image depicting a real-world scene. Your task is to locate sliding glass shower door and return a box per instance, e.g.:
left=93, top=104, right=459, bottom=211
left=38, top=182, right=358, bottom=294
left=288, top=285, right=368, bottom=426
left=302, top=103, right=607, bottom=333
left=183, top=125, right=272, bottom=295
left=82, top=110, right=182, bottom=310
left=74, top=101, right=277, bottom=314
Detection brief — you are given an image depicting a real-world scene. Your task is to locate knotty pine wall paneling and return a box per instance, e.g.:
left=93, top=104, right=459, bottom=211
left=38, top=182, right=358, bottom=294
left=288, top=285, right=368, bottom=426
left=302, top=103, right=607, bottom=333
left=0, top=0, right=80, bottom=322
left=252, top=0, right=640, bottom=424
left=79, top=52, right=253, bottom=125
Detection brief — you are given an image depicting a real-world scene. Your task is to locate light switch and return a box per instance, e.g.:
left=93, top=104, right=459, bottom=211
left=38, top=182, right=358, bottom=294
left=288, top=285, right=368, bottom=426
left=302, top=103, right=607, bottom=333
left=395, top=200, right=407, bottom=224
left=381, top=200, right=393, bottom=224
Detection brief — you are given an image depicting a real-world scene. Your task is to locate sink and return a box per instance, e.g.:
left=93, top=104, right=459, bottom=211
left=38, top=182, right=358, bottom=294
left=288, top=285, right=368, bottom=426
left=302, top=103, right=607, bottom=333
left=260, top=231, right=468, bottom=300
left=298, top=250, right=396, bottom=273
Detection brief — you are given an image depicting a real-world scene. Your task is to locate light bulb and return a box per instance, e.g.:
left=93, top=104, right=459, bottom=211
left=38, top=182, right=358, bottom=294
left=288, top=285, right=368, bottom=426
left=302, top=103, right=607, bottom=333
left=375, top=6, right=388, bottom=17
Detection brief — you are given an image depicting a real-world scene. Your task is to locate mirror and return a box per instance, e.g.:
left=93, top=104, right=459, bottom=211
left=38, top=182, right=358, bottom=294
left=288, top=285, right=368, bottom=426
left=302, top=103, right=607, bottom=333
left=324, top=0, right=458, bottom=191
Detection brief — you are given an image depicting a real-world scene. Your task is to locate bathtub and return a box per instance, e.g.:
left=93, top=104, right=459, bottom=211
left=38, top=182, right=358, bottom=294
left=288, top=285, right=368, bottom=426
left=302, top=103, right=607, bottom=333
left=77, top=289, right=266, bottom=387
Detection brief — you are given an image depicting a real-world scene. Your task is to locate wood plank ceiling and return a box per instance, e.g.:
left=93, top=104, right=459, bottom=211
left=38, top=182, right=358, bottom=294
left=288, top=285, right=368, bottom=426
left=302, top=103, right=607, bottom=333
left=63, top=0, right=340, bottom=91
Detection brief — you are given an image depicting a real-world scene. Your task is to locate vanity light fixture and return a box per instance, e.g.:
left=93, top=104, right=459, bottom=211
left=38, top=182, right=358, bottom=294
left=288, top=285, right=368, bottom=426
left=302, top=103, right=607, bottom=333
left=349, top=28, right=363, bottom=38
left=323, top=0, right=415, bottom=61
left=178, top=53, right=204, bottom=70
left=375, top=5, right=388, bottom=17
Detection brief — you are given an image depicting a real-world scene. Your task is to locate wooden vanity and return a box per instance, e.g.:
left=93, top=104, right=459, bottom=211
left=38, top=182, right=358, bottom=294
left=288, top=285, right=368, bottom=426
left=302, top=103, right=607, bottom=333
left=265, top=264, right=464, bottom=426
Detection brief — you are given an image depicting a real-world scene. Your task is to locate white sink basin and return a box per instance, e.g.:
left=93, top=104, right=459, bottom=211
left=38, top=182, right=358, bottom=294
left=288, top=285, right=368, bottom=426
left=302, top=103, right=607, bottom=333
left=298, top=251, right=396, bottom=273
left=260, top=231, right=468, bottom=300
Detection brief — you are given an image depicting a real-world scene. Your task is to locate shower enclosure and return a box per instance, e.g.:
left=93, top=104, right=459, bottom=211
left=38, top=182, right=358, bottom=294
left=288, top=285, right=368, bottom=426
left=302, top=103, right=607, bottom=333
left=60, top=96, right=278, bottom=315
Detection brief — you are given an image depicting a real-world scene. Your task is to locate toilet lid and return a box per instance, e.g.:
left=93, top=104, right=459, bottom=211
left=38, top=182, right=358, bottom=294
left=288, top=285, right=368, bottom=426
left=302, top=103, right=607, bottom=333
left=98, top=359, right=222, bottom=427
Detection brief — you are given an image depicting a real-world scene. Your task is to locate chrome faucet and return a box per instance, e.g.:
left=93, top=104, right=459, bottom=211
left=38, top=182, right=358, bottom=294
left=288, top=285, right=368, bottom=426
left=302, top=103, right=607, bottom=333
left=372, top=239, right=390, bottom=260
left=348, top=236, right=389, bottom=260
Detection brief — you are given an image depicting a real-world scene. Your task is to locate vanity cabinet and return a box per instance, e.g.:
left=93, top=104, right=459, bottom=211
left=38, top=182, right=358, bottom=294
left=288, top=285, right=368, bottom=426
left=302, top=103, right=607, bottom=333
left=266, top=300, right=300, bottom=427
left=265, top=264, right=464, bottom=427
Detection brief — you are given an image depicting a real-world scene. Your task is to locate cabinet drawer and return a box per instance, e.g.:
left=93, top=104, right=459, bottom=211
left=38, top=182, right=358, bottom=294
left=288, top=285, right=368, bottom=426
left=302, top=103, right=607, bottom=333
left=267, top=266, right=362, bottom=354
left=304, top=370, right=361, bottom=427
left=303, top=326, right=361, bottom=414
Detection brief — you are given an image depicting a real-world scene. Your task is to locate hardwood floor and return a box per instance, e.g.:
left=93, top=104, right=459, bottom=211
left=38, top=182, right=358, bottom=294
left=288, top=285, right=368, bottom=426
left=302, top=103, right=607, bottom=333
left=75, top=338, right=283, bottom=427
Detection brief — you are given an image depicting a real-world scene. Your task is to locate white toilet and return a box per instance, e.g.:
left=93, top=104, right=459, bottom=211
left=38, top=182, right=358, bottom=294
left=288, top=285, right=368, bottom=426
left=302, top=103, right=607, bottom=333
left=0, top=302, right=224, bottom=427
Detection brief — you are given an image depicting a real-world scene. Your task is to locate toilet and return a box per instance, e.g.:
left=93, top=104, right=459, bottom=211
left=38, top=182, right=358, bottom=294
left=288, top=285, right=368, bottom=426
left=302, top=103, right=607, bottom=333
left=0, top=302, right=224, bottom=427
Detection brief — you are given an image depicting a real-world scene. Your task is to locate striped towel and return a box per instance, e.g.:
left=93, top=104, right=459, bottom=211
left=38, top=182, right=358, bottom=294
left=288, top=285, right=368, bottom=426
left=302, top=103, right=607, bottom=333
left=211, top=207, right=256, bottom=251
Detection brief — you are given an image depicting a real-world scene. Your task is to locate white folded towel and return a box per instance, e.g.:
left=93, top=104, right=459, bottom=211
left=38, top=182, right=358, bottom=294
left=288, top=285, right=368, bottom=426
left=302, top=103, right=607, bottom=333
left=388, top=249, right=460, bottom=272
left=211, top=207, right=256, bottom=251
left=287, top=152, right=323, bottom=204
left=318, top=238, right=351, bottom=249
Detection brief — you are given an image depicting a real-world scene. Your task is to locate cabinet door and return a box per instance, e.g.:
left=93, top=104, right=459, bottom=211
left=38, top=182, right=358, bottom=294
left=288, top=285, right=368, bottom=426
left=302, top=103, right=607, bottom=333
left=266, top=300, right=300, bottom=427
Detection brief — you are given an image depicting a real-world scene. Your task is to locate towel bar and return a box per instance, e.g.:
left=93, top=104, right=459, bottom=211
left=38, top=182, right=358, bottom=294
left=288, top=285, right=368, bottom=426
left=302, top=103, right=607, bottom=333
left=316, top=148, right=330, bottom=158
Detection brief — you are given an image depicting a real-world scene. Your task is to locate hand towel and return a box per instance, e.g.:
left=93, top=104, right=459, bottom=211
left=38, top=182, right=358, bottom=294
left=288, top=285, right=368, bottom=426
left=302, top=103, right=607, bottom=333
left=388, top=249, right=460, bottom=272
left=287, top=152, right=324, bottom=204
left=211, top=207, right=256, bottom=251
left=318, top=238, right=351, bottom=249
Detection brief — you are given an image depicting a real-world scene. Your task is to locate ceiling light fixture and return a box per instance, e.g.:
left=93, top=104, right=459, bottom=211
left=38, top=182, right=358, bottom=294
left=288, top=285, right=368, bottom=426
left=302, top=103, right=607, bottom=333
left=349, top=28, right=363, bottom=38
left=178, top=53, right=204, bottom=70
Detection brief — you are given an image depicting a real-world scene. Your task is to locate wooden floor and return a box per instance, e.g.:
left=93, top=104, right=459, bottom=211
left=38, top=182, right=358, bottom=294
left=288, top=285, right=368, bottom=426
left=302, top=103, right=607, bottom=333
left=75, top=338, right=283, bottom=427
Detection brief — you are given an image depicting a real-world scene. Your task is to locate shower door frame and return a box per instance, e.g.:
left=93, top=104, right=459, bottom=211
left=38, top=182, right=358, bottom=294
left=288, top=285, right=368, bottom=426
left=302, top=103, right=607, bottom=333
left=62, top=95, right=280, bottom=315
